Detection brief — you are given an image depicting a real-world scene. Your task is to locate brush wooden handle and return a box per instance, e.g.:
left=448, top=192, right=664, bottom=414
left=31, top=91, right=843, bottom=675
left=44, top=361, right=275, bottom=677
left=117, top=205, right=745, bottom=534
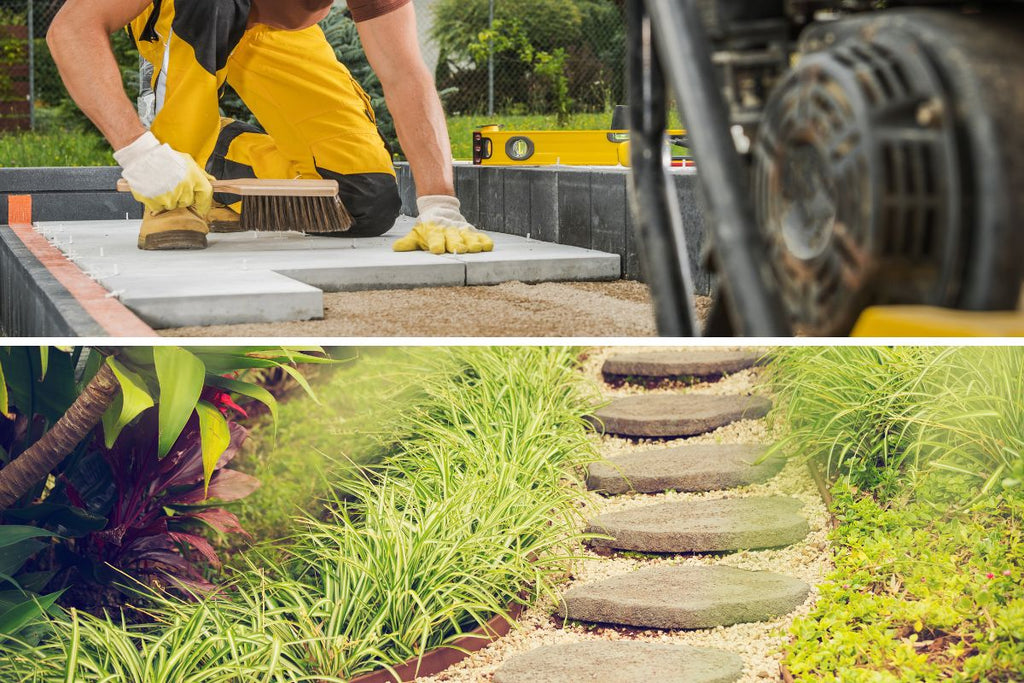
left=116, top=177, right=339, bottom=197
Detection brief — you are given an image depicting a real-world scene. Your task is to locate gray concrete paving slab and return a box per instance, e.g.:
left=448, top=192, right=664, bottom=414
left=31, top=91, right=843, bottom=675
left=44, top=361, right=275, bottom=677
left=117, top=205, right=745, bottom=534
left=31, top=216, right=619, bottom=329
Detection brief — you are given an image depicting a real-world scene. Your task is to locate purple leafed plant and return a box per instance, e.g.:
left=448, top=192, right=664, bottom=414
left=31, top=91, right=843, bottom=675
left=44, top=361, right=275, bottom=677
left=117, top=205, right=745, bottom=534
left=79, top=409, right=259, bottom=593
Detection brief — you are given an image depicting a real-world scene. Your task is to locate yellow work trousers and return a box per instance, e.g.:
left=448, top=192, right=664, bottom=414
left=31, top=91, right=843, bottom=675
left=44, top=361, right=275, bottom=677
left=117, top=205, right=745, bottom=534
left=130, top=1, right=400, bottom=236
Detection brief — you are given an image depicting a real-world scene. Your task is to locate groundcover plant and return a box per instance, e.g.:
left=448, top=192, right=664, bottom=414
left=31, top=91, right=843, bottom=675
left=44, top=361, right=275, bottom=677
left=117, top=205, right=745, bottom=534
left=765, top=347, right=1024, bottom=680
left=0, top=346, right=600, bottom=682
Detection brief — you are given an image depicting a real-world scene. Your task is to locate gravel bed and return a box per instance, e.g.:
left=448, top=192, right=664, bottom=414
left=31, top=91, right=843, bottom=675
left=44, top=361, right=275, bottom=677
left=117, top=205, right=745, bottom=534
left=417, top=346, right=832, bottom=683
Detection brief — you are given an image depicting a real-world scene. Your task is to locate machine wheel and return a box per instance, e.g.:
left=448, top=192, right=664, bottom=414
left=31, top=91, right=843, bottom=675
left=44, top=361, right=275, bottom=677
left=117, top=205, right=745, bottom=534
left=752, top=9, right=1024, bottom=335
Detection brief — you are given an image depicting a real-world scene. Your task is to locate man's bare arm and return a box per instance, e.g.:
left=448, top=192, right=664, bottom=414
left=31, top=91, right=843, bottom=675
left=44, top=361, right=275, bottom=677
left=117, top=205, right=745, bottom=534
left=355, top=4, right=454, bottom=197
left=48, top=0, right=151, bottom=150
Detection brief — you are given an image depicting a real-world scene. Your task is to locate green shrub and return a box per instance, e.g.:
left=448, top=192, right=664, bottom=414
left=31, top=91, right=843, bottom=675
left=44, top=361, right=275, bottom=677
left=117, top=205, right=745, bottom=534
left=231, top=348, right=424, bottom=544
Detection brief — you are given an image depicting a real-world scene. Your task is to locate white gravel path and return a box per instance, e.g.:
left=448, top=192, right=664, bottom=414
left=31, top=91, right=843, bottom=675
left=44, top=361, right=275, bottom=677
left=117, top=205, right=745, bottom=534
left=417, top=346, right=832, bottom=683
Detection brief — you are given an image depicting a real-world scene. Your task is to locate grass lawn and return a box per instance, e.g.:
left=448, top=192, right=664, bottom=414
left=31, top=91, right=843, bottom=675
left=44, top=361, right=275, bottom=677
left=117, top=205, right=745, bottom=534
left=0, top=129, right=114, bottom=167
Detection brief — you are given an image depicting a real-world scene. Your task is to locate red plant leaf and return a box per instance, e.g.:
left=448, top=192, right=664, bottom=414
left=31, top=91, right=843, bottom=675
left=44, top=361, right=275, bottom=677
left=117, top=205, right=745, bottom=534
left=190, top=508, right=252, bottom=539
left=168, top=469, right=260, bottom=505
left=157, top=423, right=248, bottom=491
left=168, top=531, right=222, bottom=569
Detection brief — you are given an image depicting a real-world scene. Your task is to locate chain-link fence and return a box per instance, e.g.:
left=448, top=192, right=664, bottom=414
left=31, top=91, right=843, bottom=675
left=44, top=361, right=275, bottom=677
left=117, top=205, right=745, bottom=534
left=1, top=1, right=60, bottom=131
left=412, top=0, right=626, bottom=119
left=0, top=0, right=624, bottom=135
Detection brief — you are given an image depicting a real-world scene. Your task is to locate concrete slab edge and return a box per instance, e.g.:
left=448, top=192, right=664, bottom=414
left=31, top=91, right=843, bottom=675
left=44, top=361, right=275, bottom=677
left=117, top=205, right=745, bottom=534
left=1, top=225, right=107, bottom=337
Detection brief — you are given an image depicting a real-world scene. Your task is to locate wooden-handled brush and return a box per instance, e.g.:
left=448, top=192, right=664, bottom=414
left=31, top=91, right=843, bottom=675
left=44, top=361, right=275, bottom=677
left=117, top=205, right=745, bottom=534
left=117, top=177, right=353, bottom=233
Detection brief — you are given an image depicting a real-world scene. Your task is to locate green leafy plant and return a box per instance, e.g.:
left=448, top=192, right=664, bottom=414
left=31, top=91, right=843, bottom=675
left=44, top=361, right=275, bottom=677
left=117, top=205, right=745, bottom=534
left=0, top=346, right=331, bottom=511
left=0, top=524, right=64, bottom=645
left=784, top=485, right=1024, bottom=681
left=0, top=346, right=330, bottom=638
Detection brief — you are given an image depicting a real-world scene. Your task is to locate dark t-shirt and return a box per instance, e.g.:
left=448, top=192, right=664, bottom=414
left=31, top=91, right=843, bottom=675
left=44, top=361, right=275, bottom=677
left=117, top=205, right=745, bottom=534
left=347, top=0, right=411, bottom=22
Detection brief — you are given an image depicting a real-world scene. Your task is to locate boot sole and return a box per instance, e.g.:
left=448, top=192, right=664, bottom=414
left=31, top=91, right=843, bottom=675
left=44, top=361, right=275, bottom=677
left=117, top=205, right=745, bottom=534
left=208, top=220, right=247, bottom=234
left=138, top=230, right=208, bottom=250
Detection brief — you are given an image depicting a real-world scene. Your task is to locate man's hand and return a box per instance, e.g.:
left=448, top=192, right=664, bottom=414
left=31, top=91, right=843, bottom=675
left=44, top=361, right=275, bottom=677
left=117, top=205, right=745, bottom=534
left=113, top=132, right=214, bottom=216
left=393, top=195, right=494, bottom=254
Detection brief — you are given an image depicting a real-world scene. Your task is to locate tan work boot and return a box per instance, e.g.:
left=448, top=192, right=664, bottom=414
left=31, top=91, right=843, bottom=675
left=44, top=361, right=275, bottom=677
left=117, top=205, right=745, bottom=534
left=137, top=207, right=209, bottom=250
left=206, top=202, right=244, bottom=233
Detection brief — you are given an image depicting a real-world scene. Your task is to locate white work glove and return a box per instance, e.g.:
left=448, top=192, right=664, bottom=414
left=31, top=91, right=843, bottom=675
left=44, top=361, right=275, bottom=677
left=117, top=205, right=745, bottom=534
left=393, top=195, right=494, bottom=254
left=114, top=131, right=213, bottom=216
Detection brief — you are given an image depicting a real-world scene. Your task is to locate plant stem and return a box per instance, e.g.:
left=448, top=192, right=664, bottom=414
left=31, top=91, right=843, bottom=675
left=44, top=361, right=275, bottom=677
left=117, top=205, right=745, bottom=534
left=0, top=363, right=119, bottom=511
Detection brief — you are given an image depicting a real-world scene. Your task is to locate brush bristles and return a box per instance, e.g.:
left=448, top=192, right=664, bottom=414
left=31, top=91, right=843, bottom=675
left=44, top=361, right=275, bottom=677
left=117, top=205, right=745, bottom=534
left=239, top=195, right=353, bottom=234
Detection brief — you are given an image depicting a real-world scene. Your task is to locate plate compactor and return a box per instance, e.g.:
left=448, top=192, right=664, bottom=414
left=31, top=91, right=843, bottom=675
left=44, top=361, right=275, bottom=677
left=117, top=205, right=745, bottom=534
left=628, top=0, right=1024, bottom=336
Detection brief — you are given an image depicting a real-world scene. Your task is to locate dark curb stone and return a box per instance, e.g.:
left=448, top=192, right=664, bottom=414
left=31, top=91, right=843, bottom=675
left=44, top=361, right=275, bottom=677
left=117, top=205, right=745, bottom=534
left=586, top=496, right=809, bottom=553
left=558, top=565, right=809, bottom=629
left=492, top=641, right=744, bottom=683
left=589, top=394, right=773, bottom=438
left=602, top=351, right=764, bottom=379
left=587, top=444, right=783, bottom=495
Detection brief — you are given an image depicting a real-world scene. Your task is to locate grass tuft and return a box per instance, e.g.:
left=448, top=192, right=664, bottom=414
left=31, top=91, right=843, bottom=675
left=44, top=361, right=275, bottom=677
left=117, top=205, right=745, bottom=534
left=763, top=347, right=1024, bottom=504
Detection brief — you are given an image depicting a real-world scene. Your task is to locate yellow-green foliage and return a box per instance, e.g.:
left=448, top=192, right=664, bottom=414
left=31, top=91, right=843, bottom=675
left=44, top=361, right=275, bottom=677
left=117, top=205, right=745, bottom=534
left=785, top=486, right=1024, bottom=681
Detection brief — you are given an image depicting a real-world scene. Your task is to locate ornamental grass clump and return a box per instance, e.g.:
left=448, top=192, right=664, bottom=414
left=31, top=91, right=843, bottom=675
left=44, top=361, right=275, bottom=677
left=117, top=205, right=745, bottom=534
left=268, top=346, right=601, bottom=677
left=764, top=346, right=1024, bottom=503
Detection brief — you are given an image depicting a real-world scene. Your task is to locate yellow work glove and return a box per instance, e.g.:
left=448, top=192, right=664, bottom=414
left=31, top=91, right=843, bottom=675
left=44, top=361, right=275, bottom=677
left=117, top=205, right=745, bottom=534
left=393, top=195, right=494, bottom=254
left=113, top=131, right=214, bottom=216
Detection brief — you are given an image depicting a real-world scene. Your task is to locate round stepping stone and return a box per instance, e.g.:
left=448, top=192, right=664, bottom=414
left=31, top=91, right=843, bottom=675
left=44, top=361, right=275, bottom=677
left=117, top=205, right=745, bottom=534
left=493, top=641, right=744, bottom=683
left=558, top=565, right=809, bottom=629
left=603, top=350, right=762, bottom=379
left=589, top=394, right=772, bottom=438
left=586, top=496, right=809, bottom=553
left=587, top=443, right=783, bottom=494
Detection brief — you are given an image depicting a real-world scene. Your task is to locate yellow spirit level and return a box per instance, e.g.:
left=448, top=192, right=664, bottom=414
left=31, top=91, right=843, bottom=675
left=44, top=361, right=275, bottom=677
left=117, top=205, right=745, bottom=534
left=472, top=124, right=689, bottom=166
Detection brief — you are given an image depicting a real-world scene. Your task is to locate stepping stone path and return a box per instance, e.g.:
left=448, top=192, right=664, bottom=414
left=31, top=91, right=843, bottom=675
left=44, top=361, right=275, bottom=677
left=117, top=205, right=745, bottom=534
left=586, top=496, right=809, bottom=553
left=493, top=350, right=819, bottom=683
left=493, top=641, right=745, bottom=683
left=586, top=443, right=783, bottom=495
left=602, top=350, right=762, bottom=380
left=589, top=394, right=772, bottom=437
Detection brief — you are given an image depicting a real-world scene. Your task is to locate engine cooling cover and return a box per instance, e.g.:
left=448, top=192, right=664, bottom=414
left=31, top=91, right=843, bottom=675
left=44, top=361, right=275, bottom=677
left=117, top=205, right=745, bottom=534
left=752, top=19, right=967, bottom=335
